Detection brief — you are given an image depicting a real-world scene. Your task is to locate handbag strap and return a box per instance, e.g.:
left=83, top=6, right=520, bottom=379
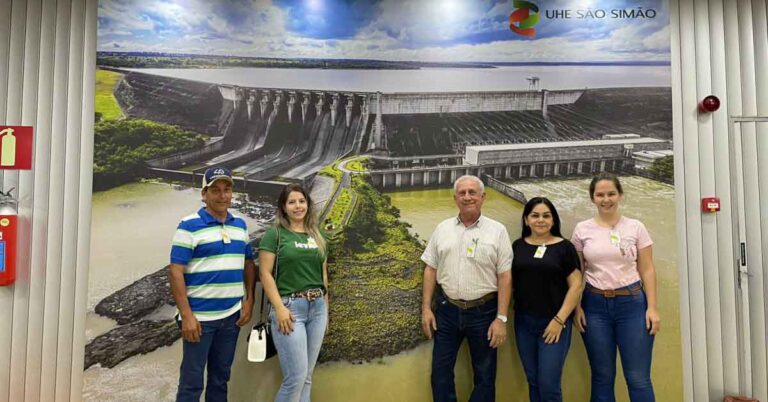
left=258, top=227, right=281, bottom=324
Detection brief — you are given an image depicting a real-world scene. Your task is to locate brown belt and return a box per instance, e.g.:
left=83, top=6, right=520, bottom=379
left=443, top=292, right=497, bottom=309
left=586, top=283, right=642, bottom=298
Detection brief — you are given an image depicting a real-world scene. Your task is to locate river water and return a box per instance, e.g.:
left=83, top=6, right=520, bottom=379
left=386, top=176, right=681, bottom=401
left=84, top=176, right=680, bottom=401
left=127, top=65, right=670, bottom=92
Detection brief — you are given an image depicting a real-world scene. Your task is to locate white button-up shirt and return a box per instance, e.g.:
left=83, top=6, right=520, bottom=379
left=421, top=215, right=513, bottom=300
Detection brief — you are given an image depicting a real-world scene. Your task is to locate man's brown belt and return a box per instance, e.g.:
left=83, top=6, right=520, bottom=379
left=443, top=292, right=497, bottom=309
left=586, top=283, right=642, bottom=298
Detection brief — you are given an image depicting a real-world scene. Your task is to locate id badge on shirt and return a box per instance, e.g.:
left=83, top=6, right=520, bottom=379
left=466, top=238, right=478, bottom=258
left=221, top=229, right=231, bottom=244
left=466, top=245, right=476, bottom=258
left=609, top=230, right=621, bottom=248
left=534, top=245, right=547, bottom=259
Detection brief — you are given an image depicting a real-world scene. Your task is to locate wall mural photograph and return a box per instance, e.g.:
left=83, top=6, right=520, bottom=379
left=85, top=0, right=679, bottom=400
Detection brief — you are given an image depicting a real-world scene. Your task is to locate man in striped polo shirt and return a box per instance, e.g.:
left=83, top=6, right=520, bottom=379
left=169, top=166, right=256, bottom=402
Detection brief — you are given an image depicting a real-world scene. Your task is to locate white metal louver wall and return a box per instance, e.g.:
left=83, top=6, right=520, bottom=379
left=0, top=0, right=96, bottom=401
left=671, top=0, right=768, bottom=401
left=0, top=0, right=767, bottom=401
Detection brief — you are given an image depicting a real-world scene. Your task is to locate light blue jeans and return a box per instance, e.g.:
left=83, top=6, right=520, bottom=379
left=270, top=295, right=328, bottom=402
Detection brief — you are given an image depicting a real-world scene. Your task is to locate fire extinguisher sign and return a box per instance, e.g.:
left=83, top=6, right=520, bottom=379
left=0, top=126, right=33, bottom=170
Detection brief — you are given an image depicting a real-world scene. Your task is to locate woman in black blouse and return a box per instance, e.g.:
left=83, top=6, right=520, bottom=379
left=512, top=197, right=583, bottom=402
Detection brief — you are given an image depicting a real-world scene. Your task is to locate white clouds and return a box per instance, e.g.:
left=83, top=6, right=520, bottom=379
left=97, top=0, right=670, bottom=63
left=364, top=0, right=500, bottom=44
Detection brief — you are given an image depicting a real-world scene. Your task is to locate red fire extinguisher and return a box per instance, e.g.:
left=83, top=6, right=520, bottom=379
left=0, top=188, right=17, bottom=286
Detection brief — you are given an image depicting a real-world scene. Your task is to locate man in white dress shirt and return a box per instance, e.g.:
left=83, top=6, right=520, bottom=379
left=421, top=175, right=513, bottom=402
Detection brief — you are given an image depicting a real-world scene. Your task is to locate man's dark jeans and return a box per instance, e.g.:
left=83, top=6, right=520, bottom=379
left=431, top=293, right=498, bottom=402
left=176, top=311, right=240, bottom=402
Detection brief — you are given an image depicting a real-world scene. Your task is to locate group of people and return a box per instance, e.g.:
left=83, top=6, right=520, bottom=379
left=422, top=174, right=659, bottom=402
left=168, top=166, right=660, bottom=402
left=169, top=167, right=328, bottom=402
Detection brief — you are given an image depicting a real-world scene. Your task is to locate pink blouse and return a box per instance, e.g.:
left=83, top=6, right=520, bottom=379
left=571, top=216, right=653, bottom=290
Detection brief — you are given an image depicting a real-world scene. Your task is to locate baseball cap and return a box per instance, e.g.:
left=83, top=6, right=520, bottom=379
left=202, top=166, right=234, bottom=189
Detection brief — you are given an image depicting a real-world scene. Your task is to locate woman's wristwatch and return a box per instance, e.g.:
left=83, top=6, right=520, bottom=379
left=496, top=314, right=508, bottom=323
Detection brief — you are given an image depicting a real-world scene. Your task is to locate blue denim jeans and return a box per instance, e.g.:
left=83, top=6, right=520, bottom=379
left=270, top=295, right=328, bottom=402
left=514, top=312, right=572, bottom=402
left=176, top=311, right=241, bottom=402
left=431, top=292, right=498, bottom=402
left=581, top=282, right=655, bottom=402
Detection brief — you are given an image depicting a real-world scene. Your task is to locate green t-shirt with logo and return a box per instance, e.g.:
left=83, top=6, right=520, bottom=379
left=259, top=227, right=326, bottom=296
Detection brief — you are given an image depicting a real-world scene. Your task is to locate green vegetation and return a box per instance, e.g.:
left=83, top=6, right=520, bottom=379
left=648, top=155, right=673, bottom=180
left=321, top=175, right=425, bottom=363
left=97, top=54, right=422, bottom=70
left=95, top=69, right=124, bottom=121
left=345, top=158, right=369, bottom=172
left=324, top=188, right=352, bottom=230
left=93, top=119, right=207, bottom=191
left=318, top=161, right=343, bottom=182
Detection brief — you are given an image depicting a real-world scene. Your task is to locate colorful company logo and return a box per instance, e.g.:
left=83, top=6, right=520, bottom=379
left=509, top=0, right=539, bottom=37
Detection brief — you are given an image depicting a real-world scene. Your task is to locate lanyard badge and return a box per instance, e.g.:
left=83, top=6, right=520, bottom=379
left=466, top=237, right=478, bottom=258
left=534, top=244, right=547, bottom=259
left=221, top=228, right=231, bottom=244
left=609, top=230, right=621, bottom=248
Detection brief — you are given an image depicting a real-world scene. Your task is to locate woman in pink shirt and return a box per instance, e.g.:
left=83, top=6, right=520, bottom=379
left=571, top=173, right=660, bottom=402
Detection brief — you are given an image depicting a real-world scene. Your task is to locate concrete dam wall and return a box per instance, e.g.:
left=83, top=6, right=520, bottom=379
left=114, top=70, right=223, bottom=136
left=370, top=90, right=583, bottom=115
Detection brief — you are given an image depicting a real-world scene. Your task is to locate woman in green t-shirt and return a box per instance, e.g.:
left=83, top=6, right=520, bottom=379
left=259, top=183, right=329, bottom=402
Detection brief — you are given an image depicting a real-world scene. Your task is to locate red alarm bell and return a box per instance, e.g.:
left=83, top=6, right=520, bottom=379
left=698, top=95, right=720, bottom=113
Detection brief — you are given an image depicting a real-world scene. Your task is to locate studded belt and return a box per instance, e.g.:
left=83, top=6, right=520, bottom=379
left=290, top=288, right=325, bottom=301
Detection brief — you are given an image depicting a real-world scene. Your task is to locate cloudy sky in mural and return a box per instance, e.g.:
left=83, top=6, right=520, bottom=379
left=97, top=0, right=670, bottom=62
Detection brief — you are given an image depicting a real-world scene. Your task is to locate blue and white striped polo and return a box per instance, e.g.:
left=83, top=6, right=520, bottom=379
left=170, top=207, right=254, bottom=321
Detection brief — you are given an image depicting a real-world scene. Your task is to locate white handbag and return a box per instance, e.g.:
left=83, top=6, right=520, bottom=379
left=247, top=229, right=281, bottom=363
left=247, top=323, right=275, bottom=362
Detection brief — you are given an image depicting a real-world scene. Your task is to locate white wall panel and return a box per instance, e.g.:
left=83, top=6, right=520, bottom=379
left=694, top=0, right=726, bottom=396
left=708, top=0, right=740, bottom=394
left=673, top=0, right=768, bottom=401
left=4, top=0, right=29, bottom=400
left=752, top=0, right=768, bottom=399
left=669, top=1, right=694, bottom=399
left=41, top=0, right=71, bottom=399
left=2, top=0, right=767, bottom=401
left=55, top=0, right=85, bottom=398
left=24, top=0, right=57, bottom=399
left=0, top=0, right=16, bottom=398
left=70, top=1, right=97, bottom=399
left=0, top=0, right=96, bottom=401
left=674, top=0, right=709, bottom=399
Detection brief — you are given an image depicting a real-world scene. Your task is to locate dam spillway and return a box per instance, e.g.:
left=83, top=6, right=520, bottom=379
left=113, top=69, right=669, bottom=185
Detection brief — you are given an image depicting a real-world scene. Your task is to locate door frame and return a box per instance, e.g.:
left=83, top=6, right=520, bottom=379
left=728, top=116, right=768, bottom=396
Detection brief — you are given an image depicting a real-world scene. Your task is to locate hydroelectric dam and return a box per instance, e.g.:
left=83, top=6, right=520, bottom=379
left=109, top=69, right=671, bottom=192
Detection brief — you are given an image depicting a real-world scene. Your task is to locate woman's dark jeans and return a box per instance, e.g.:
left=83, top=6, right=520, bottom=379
left=581, top=282, right=655, bottom=402
left=514, top=312, right=572, bottom=402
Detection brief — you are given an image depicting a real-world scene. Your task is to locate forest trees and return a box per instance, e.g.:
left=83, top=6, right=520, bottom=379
left=93, top=119, right=207, bottom=190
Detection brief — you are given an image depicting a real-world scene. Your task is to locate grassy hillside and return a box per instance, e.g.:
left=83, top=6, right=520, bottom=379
left=95, top=69, right=124, bottom=121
